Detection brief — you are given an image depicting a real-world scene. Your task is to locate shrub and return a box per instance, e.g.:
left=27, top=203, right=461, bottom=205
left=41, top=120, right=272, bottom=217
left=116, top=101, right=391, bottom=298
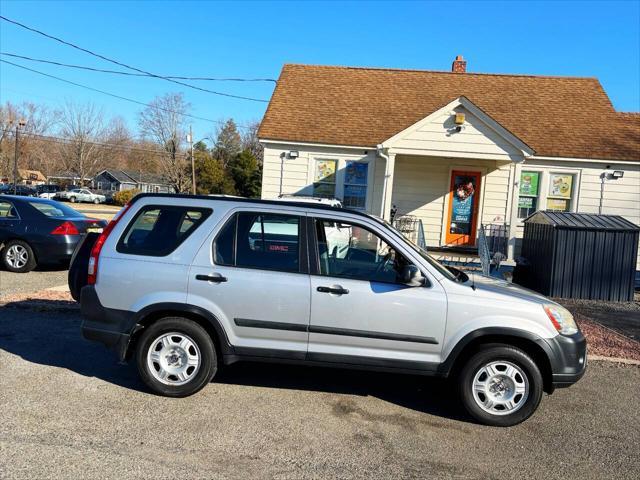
left=112, top=189, right=140, bottom=206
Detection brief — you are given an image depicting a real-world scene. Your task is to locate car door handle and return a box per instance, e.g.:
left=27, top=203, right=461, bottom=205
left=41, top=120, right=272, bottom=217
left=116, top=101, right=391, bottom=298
left=317, top=286, right=349, bottom=295
left=195, top=274, right=228, bottom=283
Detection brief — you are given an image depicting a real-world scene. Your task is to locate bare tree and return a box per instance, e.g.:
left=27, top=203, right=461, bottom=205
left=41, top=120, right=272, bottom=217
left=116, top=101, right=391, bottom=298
left=58, top=101, right=108, bottom=184
left=138, top=93, right=190, bottom=192
left=241, top=120, right=263, bottom=165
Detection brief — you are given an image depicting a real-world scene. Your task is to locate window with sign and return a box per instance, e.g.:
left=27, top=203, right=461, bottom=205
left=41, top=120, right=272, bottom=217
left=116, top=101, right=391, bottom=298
left=546, top=173, right=575, bottom=212
left=517, top=171, right=541, bottom=219
left=342, top=161, right=368, bottom=209
left=313, top=159, right=337, bottom=198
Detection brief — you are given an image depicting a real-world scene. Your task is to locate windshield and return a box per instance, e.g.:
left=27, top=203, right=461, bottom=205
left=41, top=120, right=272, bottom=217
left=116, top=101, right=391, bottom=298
left=28, top=201, right=85, bottom=218
left=363, top=212, right=459, bottom=282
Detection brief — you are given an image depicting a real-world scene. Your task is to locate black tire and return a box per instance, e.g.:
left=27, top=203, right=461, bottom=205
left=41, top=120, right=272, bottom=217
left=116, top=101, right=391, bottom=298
left=69, top=196, right=77, bottom=203
left=135, top=317, right=217, bottom=397
left=1, top=239, right=37, bottom=273
left=457, top=344, right=543, bottom=427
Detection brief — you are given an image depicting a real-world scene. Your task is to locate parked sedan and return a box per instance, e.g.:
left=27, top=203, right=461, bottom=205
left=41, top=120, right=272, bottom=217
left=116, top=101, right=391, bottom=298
left=0, top=195, right=107, bottom=272
left=56, top=188, right=106, bottom=204
left=36, top=184, right=62, bottom=199
left=0, top=184, right=37, bottom=196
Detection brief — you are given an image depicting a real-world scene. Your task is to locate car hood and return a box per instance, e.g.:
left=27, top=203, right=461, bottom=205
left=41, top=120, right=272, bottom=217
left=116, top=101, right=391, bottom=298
left=465, top=273, right=551, bottom=305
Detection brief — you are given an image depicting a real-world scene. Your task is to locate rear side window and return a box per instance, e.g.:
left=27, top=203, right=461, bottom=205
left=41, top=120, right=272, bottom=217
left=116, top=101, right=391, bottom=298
left=117, top=205, right=212, bottom=256
left=213, top=212, right=301, bottom=273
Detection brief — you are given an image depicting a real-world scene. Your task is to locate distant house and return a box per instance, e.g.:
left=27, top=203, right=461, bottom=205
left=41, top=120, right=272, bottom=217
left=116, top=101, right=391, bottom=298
left=0, top=169, right=47, bottom=185
left=47, top=171, right=91, bottom=186
left=93, top=169, right=174, bottom=194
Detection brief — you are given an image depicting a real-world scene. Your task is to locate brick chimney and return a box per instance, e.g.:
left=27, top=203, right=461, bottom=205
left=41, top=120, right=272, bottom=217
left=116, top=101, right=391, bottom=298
left=452, top=55, right=467, bottom=73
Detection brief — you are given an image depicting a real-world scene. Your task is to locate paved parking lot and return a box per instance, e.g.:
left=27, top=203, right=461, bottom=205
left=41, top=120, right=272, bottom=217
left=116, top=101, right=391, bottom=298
left=1, top=294, right=639, bottom=479
left=0, top=269, right=68, bottom=297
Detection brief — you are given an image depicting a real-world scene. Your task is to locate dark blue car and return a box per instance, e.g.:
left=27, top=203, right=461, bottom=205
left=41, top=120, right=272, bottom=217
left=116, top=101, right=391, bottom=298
left=0, top=195, right=107, bottom=272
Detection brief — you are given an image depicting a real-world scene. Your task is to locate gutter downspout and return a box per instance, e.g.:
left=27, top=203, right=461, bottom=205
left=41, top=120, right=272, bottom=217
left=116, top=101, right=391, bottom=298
left=377, top=144, right=390, bottom=219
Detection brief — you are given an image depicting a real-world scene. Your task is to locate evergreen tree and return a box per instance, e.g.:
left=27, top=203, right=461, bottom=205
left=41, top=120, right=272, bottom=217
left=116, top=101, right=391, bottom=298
left=193, top=150, right=236, bottom=195
left=228, top=149, right=261, bottom=198
left=212, top=119, right=242, bottom=167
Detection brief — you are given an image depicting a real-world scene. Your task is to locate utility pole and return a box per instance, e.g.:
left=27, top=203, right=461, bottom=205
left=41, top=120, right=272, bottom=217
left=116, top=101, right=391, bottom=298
left=12, top=119, right=26, bottom=195
left=187, top=126, right=196, bottom=195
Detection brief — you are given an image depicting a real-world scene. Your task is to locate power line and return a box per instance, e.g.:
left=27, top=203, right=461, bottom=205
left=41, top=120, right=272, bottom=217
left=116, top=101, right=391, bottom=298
left=18, top=131, right=195, bottom=157
left=0, top=15, right=270, bottom=103
left=0, top=59, right=254, bottom=130
left=0, top=52, right=277, bottom=83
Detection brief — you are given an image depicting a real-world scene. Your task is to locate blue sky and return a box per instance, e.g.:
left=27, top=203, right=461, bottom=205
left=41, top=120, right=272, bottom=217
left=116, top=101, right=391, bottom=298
left=1, top=0, right=639, bottom=141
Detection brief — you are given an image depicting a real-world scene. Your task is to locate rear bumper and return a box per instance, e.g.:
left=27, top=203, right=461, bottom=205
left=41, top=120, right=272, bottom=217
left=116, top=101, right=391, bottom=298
left=542, top=331, right=588, bottom=388
left=80, top=285, right=138, bottom=361
left=33, top=235, right=81, bottom=264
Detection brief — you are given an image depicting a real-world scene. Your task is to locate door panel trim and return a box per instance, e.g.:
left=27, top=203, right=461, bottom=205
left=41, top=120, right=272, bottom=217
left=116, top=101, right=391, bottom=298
left=309, top=325, right=438, bottom=344
left=234, top=318, right=438, bottom=344
left=234, top=318, right=308, bottom=332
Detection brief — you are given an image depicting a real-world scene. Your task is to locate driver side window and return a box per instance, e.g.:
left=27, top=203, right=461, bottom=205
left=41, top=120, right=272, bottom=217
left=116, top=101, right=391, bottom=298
left=315, top=218, right=410, bottom=284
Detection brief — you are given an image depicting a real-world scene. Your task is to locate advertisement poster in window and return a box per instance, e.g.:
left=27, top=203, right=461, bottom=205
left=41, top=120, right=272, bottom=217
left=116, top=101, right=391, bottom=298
left=549, top=174, right=573, bottom=198
left=518, top=196, right=535, bottom=209
left=450, top=175, right=476, bottom=235
left=519, top=172, right=539, bottom=196
left=547, top=198, right=569, bottom=211
left=315, top=160, right=337, bottom=183
left=345, top=162, right=368, bottom=185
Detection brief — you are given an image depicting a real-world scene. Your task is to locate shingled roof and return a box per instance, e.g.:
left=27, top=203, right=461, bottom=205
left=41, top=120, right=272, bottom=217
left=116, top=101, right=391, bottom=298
left=259, top=64, right=640, bottom=161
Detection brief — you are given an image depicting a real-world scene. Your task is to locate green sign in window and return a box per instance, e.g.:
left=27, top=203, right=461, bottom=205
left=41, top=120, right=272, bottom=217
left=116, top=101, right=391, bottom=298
left=519, top=171, right=540, bottom=196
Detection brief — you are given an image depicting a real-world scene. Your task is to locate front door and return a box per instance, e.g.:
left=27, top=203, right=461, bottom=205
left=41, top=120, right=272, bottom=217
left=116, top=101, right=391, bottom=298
left=445, top=170, right=482, bottom=246
left=307, top=216, right=447, bottom=368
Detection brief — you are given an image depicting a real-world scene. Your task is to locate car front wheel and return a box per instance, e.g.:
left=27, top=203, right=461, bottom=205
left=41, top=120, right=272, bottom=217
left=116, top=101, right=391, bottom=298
left=1, top=239, right=37, bottom=273
left=458, top=345, right=543, bottom=427
left=136, top=317, right=217, bottom=397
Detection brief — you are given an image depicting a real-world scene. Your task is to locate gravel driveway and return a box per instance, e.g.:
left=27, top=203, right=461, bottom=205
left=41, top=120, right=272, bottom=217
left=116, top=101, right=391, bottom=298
left=0, top=269, right=68, bottom=298
left=1, top=305, right=639, bottom=479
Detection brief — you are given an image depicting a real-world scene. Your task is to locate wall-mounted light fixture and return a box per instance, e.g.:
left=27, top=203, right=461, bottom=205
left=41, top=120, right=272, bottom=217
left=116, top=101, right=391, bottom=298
left=288, top=150, right=299, bottom=159
left=454, top=113, right=466, bottom=125
left=599, top=169, right=626, bottom=214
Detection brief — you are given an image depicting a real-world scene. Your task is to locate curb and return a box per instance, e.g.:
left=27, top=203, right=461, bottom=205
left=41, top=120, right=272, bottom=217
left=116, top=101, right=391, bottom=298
left=588, top=354, right=640, bottom=366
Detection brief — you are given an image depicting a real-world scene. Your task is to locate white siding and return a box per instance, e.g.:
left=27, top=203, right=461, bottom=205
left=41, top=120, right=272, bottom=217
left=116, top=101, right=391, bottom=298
left=390, top=155, right=511, bottom=247
left=389, top=106, right=524, bottom=161
left=514, top=160, right=640, bottom=268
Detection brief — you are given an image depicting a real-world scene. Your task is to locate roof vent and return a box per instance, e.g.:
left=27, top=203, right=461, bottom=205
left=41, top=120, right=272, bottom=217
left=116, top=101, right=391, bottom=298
left=452, top=55, right=467, bottom=73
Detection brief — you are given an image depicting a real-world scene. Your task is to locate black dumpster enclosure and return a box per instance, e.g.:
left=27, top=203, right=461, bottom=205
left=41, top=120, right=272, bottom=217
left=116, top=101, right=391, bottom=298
left=515, top=211, right=639, bottom=301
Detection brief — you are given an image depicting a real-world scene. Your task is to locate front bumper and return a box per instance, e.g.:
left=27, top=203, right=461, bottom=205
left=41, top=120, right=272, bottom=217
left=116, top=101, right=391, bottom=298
left=541, top=331, right=588, bottom=388
left=80, top=286, right=138, bottom=361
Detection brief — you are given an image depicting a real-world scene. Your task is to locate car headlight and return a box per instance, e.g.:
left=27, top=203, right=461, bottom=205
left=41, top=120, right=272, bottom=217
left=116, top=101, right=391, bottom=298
left=543, top=304, right=578, bottom=335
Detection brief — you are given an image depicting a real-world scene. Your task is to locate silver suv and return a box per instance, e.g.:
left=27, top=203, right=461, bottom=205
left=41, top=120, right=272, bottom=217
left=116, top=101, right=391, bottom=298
left=76, top=194, right=586, bottom=427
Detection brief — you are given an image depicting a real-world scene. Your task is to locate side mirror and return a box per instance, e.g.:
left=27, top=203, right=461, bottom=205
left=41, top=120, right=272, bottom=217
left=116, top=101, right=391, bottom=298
left=400, top=265, right=425, bottom=287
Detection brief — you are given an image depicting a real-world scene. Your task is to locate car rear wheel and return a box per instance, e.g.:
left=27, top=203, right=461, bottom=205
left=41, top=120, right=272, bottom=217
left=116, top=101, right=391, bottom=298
left=458, top=345, right=543, bottom=427
left=93, top=198, right=100, bottom=204
left=136, top=317, right=217, bottom=397
left=1, top=239, right=37, bottom=273
left=69, top=196, right=77, bottom=203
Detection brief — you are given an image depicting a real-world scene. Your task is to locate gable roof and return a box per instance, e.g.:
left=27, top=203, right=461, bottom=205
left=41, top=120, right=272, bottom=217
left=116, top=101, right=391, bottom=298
left=259, top=64, right=640, bottom=161
left=100, top=169, right=169, bottom=186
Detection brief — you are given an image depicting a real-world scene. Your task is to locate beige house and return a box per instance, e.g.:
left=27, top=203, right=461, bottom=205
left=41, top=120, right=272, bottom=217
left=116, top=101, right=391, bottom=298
left=258, top=58, right=640, bottom=268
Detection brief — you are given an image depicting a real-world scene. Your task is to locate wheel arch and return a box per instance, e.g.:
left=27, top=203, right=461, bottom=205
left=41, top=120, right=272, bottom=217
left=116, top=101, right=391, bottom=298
left=126, top=302, right=234, bottom=361
left=439, top=328, right=555, bottom=394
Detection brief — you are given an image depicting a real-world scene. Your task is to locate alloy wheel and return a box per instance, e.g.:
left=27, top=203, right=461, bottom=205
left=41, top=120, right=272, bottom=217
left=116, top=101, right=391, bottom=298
left=6, top=245, right=29, bottom=269
left=146, top=332, right=201, bottom=386
left=471, top=360, right=529, bottom=416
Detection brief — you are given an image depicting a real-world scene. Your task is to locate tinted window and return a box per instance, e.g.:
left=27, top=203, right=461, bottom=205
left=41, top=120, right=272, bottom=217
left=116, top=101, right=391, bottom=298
left=225, top=212, right=301, bottom=272
left=117, top=205, right=211, bottom=256
left=0, top=201, right=17, bottom=218
left=213, top=215, right=236, bottom=266
left=315, top=219, right=410, bottom=283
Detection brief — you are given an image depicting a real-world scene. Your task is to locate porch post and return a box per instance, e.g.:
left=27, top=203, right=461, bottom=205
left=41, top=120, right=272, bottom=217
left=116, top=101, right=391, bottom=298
left=507, top=161, right=523, bottom=261
left=381, top=152, right=396, bottom=220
